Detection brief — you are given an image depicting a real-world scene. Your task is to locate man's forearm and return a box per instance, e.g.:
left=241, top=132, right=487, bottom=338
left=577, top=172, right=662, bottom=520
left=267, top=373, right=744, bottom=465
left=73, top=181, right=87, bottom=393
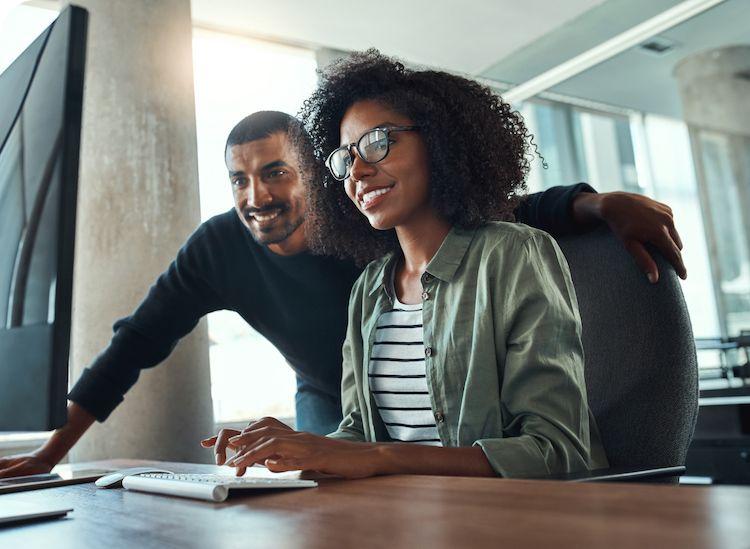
left=375, top=444, right=496, bottom=477
left=36, top=402, right=95, bottom=464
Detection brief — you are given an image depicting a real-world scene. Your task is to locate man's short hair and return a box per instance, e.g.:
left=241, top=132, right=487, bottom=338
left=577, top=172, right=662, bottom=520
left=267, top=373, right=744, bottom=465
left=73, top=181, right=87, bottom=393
left=224, top=110, right=301, bottom=154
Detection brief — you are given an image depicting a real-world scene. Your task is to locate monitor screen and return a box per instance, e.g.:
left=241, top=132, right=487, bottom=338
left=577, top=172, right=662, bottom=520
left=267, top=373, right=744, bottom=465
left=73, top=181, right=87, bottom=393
left=0, top=6, right=87, bottom=431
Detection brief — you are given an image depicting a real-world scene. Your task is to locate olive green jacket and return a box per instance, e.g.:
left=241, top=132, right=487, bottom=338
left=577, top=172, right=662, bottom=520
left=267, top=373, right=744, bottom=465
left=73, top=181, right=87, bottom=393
left=328, top=222, right=608, bottom=477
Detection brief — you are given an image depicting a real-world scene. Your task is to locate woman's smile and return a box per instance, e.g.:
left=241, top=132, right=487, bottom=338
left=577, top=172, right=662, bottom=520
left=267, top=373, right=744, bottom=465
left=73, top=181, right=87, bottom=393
left=357, top=183, right=395, bottom=210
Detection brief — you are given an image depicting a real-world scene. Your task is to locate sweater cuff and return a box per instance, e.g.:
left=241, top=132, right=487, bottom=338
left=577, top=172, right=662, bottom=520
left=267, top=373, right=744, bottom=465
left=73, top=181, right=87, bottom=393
left=562, top=182, right=598, bottom=235
left=68, top=368, right=125, bottom=422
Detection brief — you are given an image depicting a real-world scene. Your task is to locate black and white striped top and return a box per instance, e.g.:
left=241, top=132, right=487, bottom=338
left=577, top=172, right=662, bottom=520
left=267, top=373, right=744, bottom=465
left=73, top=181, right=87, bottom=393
left=368, top=297, right=442, bottom=446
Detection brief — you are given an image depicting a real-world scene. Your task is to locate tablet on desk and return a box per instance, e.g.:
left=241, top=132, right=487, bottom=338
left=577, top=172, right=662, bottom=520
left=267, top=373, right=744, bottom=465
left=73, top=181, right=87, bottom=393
left=0, top=469, right=112, bottom=495
left=0, top=501, right=73, bottom=527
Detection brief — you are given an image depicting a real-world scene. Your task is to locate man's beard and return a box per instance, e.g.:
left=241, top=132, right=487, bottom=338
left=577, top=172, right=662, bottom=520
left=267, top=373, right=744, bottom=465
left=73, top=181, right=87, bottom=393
left=244, top=199, right=305, bottom=246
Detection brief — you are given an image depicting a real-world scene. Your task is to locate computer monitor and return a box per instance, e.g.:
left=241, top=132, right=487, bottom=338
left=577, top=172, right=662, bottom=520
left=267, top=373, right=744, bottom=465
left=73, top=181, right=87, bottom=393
left=0, top=6, right=87, bottom=431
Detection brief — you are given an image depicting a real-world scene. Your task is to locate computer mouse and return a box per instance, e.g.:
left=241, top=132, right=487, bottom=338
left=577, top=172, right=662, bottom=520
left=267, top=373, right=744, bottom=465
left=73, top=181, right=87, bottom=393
left=95, top=467, right=174, bottom=489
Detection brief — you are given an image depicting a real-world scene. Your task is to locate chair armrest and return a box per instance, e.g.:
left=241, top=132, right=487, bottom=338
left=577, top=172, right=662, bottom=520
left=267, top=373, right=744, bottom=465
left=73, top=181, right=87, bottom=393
left=538, top=465, right=686, bottom=483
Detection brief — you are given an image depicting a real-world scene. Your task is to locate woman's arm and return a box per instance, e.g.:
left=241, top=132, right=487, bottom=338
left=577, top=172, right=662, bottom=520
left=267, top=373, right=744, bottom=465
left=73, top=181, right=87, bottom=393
left=224, top=417, right=495, bottom=478
left=473, top=231, right=603, bottom=477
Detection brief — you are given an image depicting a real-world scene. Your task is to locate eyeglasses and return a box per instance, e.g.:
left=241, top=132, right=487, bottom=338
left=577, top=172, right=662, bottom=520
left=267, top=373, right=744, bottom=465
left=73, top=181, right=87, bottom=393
left=325, top=126, right=419, bottom=182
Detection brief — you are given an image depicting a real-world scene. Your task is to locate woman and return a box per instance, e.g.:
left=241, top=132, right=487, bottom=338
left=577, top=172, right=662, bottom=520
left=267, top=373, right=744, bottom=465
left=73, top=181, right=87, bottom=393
left=209, top=50, right=608, bottom=479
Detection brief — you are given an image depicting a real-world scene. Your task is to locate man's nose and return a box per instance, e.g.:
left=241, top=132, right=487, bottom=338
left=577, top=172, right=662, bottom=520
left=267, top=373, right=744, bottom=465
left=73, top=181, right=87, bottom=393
left=246, top=178, right=272, bottom=208
left=349, top=149, right=376, bottom=182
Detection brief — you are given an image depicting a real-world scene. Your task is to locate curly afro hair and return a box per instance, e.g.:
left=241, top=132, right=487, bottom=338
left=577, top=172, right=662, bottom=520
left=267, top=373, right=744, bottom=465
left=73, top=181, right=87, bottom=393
left=297, top=49, right=533, bottom=266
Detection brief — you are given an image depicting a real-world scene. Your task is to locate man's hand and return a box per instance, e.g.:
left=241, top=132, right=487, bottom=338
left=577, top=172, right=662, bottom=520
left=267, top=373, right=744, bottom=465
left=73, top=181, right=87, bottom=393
left=221, top=417, right=382, bottom=479
left=0, top=402, right=94, bottom=479
left=572, top=191, right=687, bottom=283
left=0, top=452, right=56, bottom=478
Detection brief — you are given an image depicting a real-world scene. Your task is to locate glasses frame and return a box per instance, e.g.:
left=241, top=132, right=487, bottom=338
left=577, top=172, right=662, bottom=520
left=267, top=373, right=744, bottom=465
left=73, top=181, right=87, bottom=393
left=325, top=125, right=420, bottom=182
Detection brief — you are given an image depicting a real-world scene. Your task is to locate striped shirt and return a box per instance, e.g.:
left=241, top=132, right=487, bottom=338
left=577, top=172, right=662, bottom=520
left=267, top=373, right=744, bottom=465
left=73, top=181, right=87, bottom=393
left=368, top=295, right=442, bottom=446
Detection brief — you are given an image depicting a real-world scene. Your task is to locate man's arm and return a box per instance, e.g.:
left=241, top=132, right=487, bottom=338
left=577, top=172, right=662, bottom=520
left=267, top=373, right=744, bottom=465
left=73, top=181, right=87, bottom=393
left=0, top=403, right=94, bottom=478
left=0, top=222, right=227, bottom=477
left=516, top=184, right=687, bottom=283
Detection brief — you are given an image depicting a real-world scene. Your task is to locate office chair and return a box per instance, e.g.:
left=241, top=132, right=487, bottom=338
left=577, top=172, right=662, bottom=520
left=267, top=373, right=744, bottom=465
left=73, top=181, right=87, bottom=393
left=551, top=226, right=699, bottom=482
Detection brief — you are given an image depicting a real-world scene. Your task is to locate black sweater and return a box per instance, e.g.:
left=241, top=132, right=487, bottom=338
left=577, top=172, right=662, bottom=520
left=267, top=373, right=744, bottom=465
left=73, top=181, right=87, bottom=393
left=69, top=183, right=595, bottom=421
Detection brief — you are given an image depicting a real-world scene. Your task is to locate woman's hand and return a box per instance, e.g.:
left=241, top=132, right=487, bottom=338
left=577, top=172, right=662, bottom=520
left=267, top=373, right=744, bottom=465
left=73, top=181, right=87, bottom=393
left=573, top=191, right=686, bottom=283
left=200, top=427, right=242, bottom=470
left=223, top=417, right=383, bottom=479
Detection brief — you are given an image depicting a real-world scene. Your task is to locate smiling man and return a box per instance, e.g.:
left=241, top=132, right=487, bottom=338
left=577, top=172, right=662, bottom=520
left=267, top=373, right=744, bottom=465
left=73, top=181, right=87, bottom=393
left=0, top=111, right=687, bottom=477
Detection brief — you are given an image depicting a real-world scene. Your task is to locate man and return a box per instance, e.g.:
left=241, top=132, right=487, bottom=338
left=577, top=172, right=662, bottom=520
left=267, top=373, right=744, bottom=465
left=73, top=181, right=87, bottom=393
left=0, top=111, right=686, bottom=476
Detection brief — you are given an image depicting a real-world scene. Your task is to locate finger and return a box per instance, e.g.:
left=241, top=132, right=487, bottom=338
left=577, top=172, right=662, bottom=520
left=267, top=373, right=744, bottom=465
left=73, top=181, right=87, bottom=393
left=229, top=439, right=290, bottom=469
left=667, top=221, right=684, bottom=251
left=200, top=436, right=217, bottom=447
left=235, top=466, right=247, bottom=477
left=656, top=230, right=687, bottom=280
left=265, top=458, right=303, bottom=473
left=241, top=417, right=292, bottom=434
left=0, top=461, right=34, bottom=479
left=214, top=429, right=240, bottom=465
left=229, top=426, right=287, bottom=447
left=624, top=240, right=659, bottom=283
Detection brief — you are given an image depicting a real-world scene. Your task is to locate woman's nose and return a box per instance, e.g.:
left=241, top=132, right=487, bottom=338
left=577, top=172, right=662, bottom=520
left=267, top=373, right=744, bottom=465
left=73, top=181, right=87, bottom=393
left=349, top=149, right=376, bottom=182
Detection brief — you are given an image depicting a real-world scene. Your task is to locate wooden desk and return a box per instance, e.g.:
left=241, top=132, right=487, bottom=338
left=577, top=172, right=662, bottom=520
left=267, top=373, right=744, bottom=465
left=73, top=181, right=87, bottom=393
left=1, top=459, right=749, bottom=548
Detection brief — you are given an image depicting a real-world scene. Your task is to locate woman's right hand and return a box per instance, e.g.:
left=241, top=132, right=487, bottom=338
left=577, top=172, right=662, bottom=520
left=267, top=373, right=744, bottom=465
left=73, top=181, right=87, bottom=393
left=0, top=451, right=56, bottom=478
left=200, top=428, right=242, bottom=466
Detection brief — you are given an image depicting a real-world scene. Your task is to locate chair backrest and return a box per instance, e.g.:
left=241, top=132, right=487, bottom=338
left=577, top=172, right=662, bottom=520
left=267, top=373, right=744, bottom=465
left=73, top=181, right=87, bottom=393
left=556, top=227, right=699, bottom=468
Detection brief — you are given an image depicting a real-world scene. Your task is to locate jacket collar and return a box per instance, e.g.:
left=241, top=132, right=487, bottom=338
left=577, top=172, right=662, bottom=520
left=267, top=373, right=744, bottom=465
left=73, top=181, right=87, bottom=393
left=367, top=226, right=477, bottom=298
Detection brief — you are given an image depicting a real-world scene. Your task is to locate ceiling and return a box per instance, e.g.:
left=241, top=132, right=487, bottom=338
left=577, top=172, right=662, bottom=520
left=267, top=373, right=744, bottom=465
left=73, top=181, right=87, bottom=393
left=190, top=0, right=750, bottom=119
left=534, top=0, right=750, bottom=118
left=190, top=0, right=607, bottom=76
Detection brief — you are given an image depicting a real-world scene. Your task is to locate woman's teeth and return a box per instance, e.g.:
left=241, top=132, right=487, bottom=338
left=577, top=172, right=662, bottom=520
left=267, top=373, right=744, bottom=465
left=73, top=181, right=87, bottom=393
left=361, top=187, right=392, bottom=208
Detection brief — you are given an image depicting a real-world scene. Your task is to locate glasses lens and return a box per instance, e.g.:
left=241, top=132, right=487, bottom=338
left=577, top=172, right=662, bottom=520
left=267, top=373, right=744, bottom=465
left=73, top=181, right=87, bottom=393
left=359, top=129, right=389, bottom=163
left=328, top=148, right=352, bottom=180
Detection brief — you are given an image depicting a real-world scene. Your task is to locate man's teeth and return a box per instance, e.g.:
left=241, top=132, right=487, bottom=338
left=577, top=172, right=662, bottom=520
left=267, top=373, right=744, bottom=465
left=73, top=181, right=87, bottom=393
left=253, top=209, right=281, bottom=221
left=361, top=187, right=392, bottom=206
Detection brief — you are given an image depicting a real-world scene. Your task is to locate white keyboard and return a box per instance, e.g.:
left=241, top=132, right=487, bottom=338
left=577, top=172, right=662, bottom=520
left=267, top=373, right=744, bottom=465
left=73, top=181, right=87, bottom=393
left=121, top=473, right=317, bottom=502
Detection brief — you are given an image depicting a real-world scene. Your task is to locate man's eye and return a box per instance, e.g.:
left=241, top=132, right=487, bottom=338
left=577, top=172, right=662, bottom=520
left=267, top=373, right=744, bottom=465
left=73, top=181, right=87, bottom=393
left=232, top=178, right=248, bottom=187
left=267, top=170, right=287, bottom=179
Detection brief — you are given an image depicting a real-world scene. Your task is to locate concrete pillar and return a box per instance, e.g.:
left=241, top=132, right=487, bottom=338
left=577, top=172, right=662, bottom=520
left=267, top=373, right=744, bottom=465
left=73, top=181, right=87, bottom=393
left=674, top=46, right=750, bottom=135
left=674, top=46, right=750, bottom=337
left=63, top=0, right=214, bottom=463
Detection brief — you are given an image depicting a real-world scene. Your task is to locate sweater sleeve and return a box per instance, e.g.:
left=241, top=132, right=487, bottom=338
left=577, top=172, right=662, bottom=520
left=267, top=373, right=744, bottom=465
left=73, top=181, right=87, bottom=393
left=514, top=183, right=597, bottom=236
left=67, top=225, right=226, bottom=421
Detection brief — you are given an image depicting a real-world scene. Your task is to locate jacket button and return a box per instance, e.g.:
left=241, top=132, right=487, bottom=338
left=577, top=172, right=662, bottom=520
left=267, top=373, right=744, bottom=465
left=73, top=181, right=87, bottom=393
left=425, top=346, right=433, bottom=357
left=434, top=411, right=445, bottom=423
left=422, top=273, right=433, bottom=284
left=421, top=291, right=430, bottom=301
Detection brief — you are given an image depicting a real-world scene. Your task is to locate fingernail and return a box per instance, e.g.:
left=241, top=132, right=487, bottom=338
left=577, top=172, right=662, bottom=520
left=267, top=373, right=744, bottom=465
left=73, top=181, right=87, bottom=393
left=647, top=273, right=657, bottom=283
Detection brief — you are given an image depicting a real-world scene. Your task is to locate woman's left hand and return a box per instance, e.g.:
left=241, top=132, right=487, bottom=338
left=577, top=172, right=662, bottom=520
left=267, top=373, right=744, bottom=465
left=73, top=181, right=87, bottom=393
left=224, top=417, right=382, bottom=479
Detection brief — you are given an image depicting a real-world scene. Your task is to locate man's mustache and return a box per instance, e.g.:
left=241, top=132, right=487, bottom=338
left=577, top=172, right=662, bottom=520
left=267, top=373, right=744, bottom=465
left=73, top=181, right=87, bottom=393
left=243, top=203, right=288, bottom=216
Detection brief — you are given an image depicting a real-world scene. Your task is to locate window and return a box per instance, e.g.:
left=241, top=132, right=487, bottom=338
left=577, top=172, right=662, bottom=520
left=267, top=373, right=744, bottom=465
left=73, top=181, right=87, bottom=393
left=521, top=98, right=721, bottom=362
left=191, top=28, right=318, bottom=424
